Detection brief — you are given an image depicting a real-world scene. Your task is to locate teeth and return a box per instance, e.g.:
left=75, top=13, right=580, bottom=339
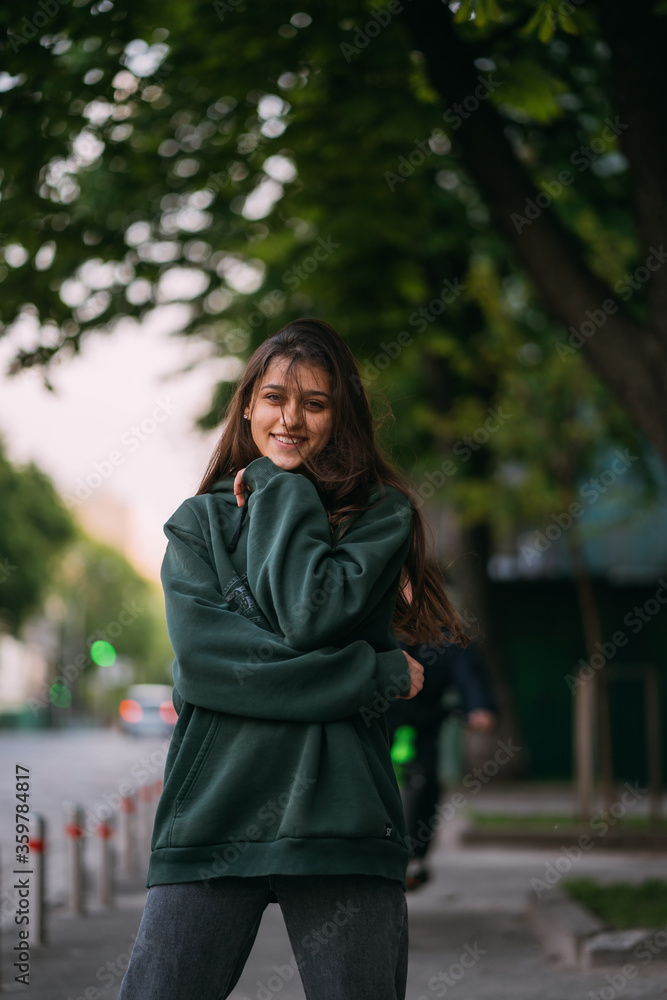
left=274, top=434, right=302, bottom=444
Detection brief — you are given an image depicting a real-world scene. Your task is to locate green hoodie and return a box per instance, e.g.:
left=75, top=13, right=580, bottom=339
left=148, top=455, right=414, bottom=890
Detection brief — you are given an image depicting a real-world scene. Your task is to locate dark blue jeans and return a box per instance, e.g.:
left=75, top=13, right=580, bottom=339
left=118, top=873, right=408, bottom=1000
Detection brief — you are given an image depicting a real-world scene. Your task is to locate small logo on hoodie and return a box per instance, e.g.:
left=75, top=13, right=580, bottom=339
left=385, top=824, right=393, bottom=838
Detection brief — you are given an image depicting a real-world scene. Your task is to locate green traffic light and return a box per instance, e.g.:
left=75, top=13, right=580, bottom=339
left=391, top=725, right=417, bottom=765
left=90, top=640, right=117, bottom=667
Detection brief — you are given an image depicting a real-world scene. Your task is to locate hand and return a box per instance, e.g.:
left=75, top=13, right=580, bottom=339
left=396, top=650, right=424, bottom=700
left=466, top=709, right=496, bottom=733
left=233, top=468, right=248, bottom=507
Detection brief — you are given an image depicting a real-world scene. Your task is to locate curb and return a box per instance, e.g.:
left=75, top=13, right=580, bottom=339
left=581, top=927, right=667, bottom=969
left=529, top=889, right=667, bottom=969
left=463, top=827, right=667, bottom=851
left=528, top=887, right=607, bottom=967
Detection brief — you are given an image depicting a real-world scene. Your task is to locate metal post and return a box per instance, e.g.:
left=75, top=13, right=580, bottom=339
left=645, top=666, right=662, bottom=823
left=0, top=846, right=3, bottom=990
left=64, top=801, right=85, bottom=915
left=96, top=809, right=115, bottom=908
left=137, top=783, right=153, bottom=860
left=575, top=676, right=595, bottom=822
left=29, top=815, right=47, bottom=945
left=119, top=791, right=136, bottom=877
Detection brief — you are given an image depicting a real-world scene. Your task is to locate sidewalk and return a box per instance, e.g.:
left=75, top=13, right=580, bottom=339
left=2, top=840, right=663, bottom=999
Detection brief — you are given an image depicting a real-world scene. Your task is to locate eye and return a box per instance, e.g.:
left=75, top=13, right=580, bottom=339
left=306, top=400, right=324, bottom=409
left=265, top=393, right=282, bottom=402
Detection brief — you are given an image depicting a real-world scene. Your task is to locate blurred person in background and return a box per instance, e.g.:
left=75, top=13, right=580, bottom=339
left=387, top=578, right=497, bottom=890
left=118, top=319, right=470, bottom=1000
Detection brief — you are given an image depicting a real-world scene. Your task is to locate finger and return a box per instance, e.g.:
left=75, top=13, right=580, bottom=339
left=233, top=469, right=247, bottom=507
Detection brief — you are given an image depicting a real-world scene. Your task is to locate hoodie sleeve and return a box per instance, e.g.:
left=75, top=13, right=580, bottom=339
left=447, top=643, right=497, bottom=716
left=161, top=511, right=411, bottom=723
left=242, top=457, right=413, bottom=650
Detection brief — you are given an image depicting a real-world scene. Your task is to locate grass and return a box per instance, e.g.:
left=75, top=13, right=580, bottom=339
left=468, top=812, right=667, bottom=830
left=563, top=879, right=667, bottom=930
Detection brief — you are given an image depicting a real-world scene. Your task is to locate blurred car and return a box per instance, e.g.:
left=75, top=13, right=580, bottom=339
left=119, top=684, right=178, bottom=737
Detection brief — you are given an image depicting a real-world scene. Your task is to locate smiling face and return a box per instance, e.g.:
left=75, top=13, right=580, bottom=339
left=244, top=356, right=334, bottom=471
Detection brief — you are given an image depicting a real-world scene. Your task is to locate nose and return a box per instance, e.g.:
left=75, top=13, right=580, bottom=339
left=281, top=399, right=304, bottom=430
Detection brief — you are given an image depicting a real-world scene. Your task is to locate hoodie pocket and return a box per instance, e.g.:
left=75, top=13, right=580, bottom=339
left=152, top=705, right=222, bottom=850
left=349, top=717, right=407, bottom=841
left=174, top=712, right=222, bottom=813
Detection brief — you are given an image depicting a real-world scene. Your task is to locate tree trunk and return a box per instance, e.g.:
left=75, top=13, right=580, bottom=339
left=419, top=352, right=524, bottom=771
left=566, top=527, right=614, bottom=818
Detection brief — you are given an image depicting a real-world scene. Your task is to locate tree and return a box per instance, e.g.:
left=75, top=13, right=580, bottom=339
left=0, top=436, right=75, bottom=633
left=1, top=0, right=666, bottom=465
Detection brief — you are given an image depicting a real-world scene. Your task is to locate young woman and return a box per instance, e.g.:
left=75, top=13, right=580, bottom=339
left=118, top=317, right=468, bottom=1000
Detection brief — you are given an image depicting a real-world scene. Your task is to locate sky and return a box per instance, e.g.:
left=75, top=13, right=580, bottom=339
left=0, top=306, right=233, bottom=581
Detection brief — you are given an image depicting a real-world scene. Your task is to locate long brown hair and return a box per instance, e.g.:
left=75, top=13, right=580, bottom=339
left=198, top=317, right=469, bottom=647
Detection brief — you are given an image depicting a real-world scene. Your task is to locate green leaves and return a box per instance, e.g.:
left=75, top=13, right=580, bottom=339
left=453, top=0, right=505, bottom=30
left=0, top=438, right=75, bottom=633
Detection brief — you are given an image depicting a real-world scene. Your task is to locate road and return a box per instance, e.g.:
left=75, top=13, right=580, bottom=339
left=1, top=729, right=666, bottom=999
left=0, top=726, right=169, bottom=911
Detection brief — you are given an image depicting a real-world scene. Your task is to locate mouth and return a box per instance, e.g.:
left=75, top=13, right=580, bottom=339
left=271, top=433, right=306, bottom=449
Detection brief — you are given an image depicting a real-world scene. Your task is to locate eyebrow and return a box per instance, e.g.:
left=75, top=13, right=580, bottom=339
left=260, top=383, right=330, bottom=398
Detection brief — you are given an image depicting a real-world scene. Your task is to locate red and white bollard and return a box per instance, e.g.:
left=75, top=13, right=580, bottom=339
left=28, top=814, right=47, bottom=945
left=95, top=809, right=115, bottom=908
left=119, top=791, right=136, bottom=877
left=64, top=802, right=86, bottom=915
left=137, top=783, right=154, bottom=861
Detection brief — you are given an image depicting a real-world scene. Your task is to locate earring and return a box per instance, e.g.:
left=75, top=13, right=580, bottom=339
left=243, top=414, right=249, bottom=420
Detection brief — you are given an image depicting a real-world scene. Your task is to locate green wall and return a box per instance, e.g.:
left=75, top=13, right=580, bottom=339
left=493, top=579, right=667, bottom=783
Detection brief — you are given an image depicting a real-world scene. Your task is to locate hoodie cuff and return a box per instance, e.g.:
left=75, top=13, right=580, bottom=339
left=375, top=648, right=411, bottom=702
left=243, top=456, right=291, bottom=493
